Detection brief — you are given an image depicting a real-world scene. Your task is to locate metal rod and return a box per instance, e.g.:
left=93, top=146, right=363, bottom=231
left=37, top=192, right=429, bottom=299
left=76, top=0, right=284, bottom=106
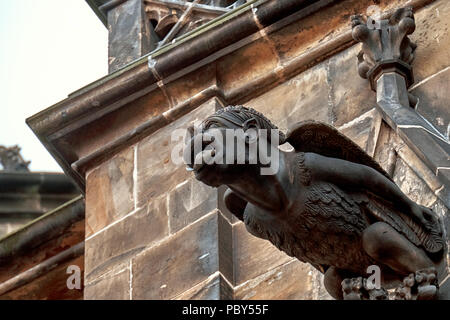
left=159, top=0, right=201, bottom=47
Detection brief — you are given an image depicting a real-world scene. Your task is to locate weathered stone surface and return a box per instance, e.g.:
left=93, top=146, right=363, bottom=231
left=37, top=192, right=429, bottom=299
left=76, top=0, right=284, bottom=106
left=269, top=0, right=407, bottom=63
left=136, top=98, right=218, bottom=207
left=338, top=108, right=382, bottom=157
left=217, top=185, right=241, bottom=225
left=245, top=44, right=381, bottom=132
left=393, top=157, right=438, bottom=208
left=108, top=0, right=156, bottom=73
left=64, top=88, right=171, bottom=162
left=132, top=212, right=219, bottom=300
left=0, top=218, right=85, bottom=284
left=328, top=45, right=376, bottom=127
left=173, top=274, right=221, bottom=300
left=314, top=270, right=333, bottom=300
left=339, top=115, right=376, bottom=150
left=85, top=195, right=168, bottom=283
left=165, top=64, right=217, bottom=107
left=374, top=121, right=449, bottom=204
left=396, top=143, right=443, bottom=193
left=374, top=121, right=403, bottom=172
left=86, top=147, right=134, bottom=238
left=217, top=37, right=280, bottom=100
left=233, top=221, right=292, bottom=286
left=0, top=256, right=84, bottom=300
left=411, top=0, right=450, bottom=83
left=246, top=63, right=330, bottom=132
left=84, top=266, right=130, bottom=300
left=234, top=259, right=328, bottom=300
left=411, top=66, right=450, bottom=139
left=217, top=211, right=234, bottom=285
left=0, top=219, right=31, bottom=239
left=399, top=127, right=450, bottom=186
left=168, top=178, right=217, bottom=234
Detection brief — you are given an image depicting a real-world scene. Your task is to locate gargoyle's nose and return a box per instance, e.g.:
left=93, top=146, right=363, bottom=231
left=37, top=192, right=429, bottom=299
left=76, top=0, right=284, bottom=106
left=183, top=132, right=214, bottom=169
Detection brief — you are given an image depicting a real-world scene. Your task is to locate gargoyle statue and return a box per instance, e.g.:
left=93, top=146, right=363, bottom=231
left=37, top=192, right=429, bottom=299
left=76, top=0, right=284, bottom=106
left=184, top=106, right=447, bottom=300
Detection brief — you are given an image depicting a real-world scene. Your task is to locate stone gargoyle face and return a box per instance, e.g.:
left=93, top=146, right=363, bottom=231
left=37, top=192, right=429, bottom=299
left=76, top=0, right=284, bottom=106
left=183, top=107, right=283, bottom=187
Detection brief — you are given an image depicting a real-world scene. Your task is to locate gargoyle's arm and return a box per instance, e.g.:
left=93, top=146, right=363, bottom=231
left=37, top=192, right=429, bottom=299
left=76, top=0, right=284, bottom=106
left=305, top=152, right=426, bottom=224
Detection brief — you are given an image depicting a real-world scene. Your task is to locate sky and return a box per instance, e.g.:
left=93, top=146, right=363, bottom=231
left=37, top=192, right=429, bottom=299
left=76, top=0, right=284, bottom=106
left=0, top=0, right=108, bottom=172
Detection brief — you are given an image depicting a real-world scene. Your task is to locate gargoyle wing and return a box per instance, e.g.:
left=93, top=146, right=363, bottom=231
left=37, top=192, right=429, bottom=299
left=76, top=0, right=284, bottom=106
left=299, top=182, right=375, bottom=270
left=306, top=183, right=444, bottom=256
left=287, top=120, right=444, bottom=255
left=286, top=120, right=392, bottom=181
left=304, top=182, right=367, bottom=235
left=363, top=194, right=445, bottom=255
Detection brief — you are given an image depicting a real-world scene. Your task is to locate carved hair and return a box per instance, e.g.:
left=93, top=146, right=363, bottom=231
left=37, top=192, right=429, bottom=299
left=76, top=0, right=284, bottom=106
left=202, top=105, right=286, bottom=144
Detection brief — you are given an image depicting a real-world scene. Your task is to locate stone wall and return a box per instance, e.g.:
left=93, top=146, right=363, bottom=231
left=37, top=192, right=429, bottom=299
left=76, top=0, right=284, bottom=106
left=77, top=0, right=450, bottom=299
left=83, top=96, right=331, bottom=299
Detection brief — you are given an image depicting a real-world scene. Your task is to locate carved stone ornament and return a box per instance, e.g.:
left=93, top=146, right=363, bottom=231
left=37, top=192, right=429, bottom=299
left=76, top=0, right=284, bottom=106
left=184, top=106, right=447, bottom=300
left=353, top=7, right=450, bottom=191
left=0, top=145, right=30, bottom=172
left=351, top=6, right=417, bottom=90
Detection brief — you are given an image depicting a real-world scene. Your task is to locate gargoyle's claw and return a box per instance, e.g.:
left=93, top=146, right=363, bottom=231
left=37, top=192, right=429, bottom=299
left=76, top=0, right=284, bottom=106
left=394, top=274, right=414, bottom=300
left=416, top=268, right=438, bottom=300
left=342, top=277, right=364, bottom=300
left=342, top=277, right=388, bottom=300
left=394, top=268, right=439, bottom=300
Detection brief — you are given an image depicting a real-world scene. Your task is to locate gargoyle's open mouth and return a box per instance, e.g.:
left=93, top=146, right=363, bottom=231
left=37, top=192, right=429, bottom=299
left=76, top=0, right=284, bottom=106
left=185, top=135, right=217, bottom=178
left=192, top=148, right=216, bottom=176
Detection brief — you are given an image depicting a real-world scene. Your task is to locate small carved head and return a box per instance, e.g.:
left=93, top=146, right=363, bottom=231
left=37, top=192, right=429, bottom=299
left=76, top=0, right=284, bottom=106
left=183, top=106, right=285, bottom=187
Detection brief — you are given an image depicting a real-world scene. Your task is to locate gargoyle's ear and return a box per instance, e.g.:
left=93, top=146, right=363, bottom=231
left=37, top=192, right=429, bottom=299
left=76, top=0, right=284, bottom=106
left=243, top=118, right=258, bottom=131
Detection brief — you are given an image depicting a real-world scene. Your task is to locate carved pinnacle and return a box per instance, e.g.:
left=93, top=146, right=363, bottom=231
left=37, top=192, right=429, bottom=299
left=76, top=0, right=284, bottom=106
left=351, top=6, right=417, bottom=90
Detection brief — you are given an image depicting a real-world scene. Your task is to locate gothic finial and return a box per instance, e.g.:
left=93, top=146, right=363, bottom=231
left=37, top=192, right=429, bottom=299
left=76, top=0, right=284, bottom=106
left=351, top=6, right=417, bottom=90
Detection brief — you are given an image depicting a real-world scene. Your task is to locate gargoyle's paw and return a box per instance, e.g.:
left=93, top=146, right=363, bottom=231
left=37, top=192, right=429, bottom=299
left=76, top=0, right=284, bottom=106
left=394, top=274, right=414, bottom=300
left=341, top=277, right=364, bottom=300
left=394, top=269, right=439, bottom=300
left=415, top=268, right=438, bottom=300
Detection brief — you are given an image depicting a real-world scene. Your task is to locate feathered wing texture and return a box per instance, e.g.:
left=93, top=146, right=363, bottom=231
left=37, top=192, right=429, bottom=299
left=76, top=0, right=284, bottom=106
left=243, top=181, right=376, bottom=273
left=362, top=194, right=445, bottom=254
left=286, top=120, right=393, bottom=181
left=300, top=182, right=444, bottom=267
left=303, top=182, right=367, bottom=235
left=287, top=120, right=444, bottom=256
left=294, top=182, right=376, bottom=272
